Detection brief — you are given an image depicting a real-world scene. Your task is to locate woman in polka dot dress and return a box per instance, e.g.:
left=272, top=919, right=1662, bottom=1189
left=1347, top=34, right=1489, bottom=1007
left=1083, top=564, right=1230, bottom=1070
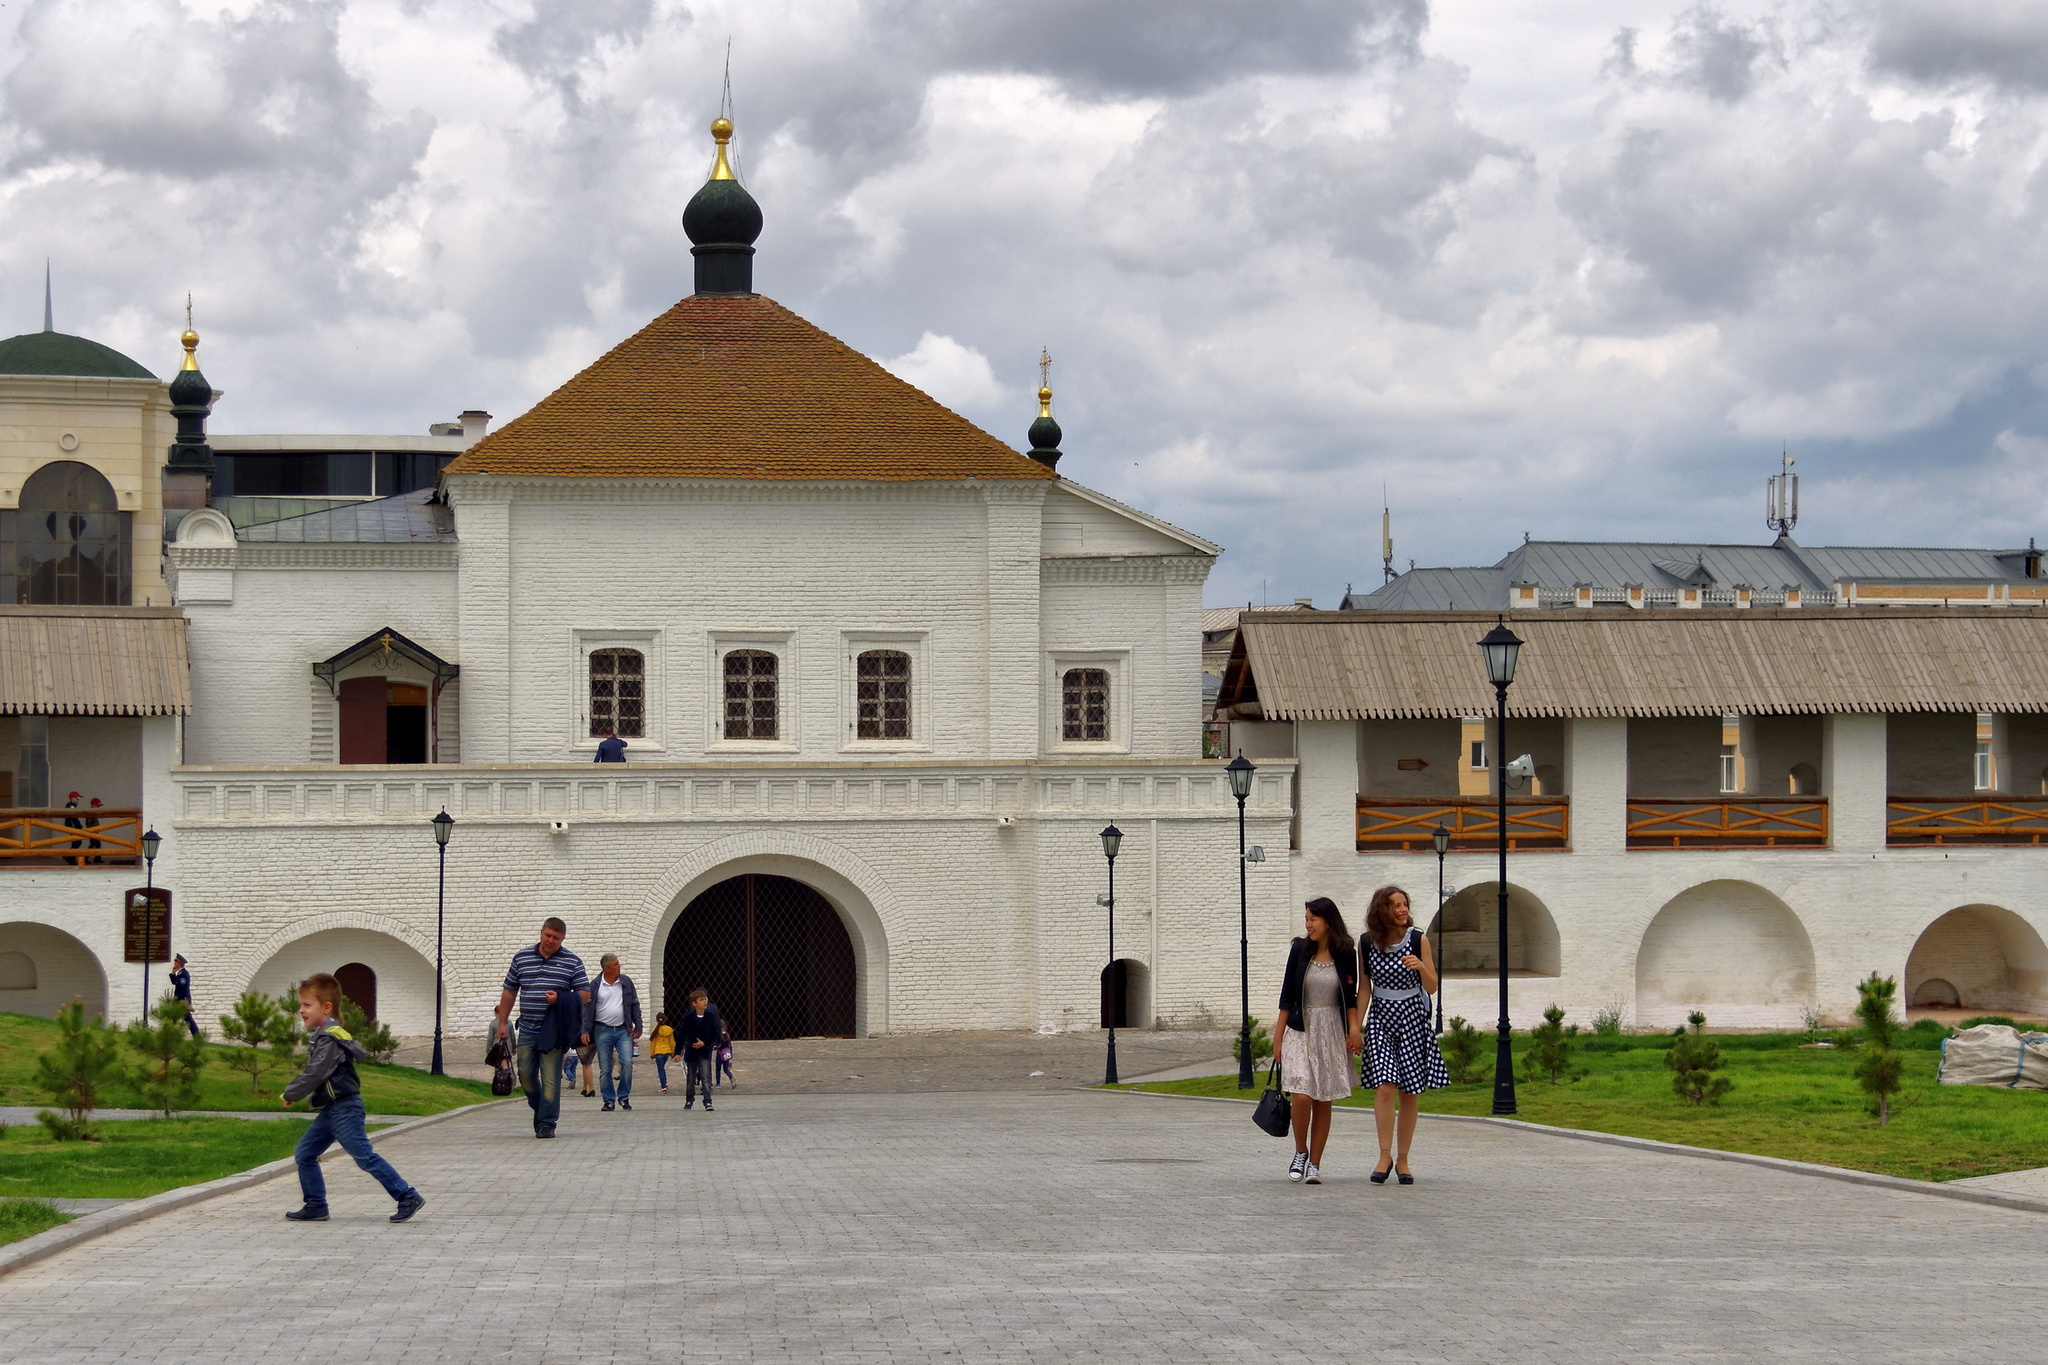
left=1359, top=885, right=1447, bottom=1183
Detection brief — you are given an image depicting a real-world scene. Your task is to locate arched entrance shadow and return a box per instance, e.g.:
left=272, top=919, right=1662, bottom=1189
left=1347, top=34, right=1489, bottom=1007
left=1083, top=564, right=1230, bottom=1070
left=0, top=921, right=107, bottom=1019
left=1424, top=883, right=1560, bottom=978
left=250, top=930, right=434, bottom=1034
left=1635, top=880, right=1814, bottom=1029
left=1906, top=905, right=2048, bottom=1016
left=665, top=874, right=854, bottom=1040
left=1101, top=959, right=1150, bottom=1029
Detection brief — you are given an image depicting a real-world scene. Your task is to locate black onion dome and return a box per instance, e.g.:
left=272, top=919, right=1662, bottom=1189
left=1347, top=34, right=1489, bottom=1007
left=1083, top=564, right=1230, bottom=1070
left=1029, top=413, right=1062, bottom=451
left=683, top=178, right=763, bottom=247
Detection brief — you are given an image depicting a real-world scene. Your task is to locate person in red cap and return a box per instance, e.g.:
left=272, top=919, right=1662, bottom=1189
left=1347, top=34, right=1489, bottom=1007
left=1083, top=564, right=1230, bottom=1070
left=84, top=796, right=104, bottom=864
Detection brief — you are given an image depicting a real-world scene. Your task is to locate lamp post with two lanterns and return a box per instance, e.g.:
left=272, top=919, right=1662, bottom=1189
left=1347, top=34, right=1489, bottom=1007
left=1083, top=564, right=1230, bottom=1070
left=1477, top=619, right=1524, bottom=1117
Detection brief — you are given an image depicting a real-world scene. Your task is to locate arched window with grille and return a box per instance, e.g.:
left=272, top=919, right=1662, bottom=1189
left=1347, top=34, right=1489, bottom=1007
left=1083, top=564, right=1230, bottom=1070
left=856, top=650, right=911, bottom=740
left=724, top=650, right=779, bottom=740
left=1062, top=668, right=1110, bottom=742
left=589, top=648, right=645, bottom=738
left=1, top=461, right=131, bottom=605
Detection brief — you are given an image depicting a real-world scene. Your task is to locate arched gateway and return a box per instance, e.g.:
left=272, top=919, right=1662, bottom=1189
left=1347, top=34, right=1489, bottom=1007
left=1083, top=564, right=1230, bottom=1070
left=663, top=874, right=855, bottom=1040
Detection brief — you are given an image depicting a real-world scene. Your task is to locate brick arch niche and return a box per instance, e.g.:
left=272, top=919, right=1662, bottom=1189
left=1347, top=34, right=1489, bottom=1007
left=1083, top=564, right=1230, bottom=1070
left=1635, top=880, right=1814, bottom=1029
left=1906, top=905, right=2048, bottom=1017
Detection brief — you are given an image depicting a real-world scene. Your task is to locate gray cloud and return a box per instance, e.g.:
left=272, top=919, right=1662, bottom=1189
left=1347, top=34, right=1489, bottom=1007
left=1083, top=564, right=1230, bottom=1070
left=1869, top=0, right=2048, bottom=91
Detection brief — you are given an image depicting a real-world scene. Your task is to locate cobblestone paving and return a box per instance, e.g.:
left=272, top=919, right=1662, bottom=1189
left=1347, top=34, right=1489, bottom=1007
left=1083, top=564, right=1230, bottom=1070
left=1, top=1090, right=2039, bottom=1363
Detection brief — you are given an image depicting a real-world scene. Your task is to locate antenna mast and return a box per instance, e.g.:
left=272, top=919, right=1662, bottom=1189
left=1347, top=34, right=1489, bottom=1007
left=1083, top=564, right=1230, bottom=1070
left=1767, top=449, right=1799, bottom=537
left=1381, top=486, right=1395, bottom=583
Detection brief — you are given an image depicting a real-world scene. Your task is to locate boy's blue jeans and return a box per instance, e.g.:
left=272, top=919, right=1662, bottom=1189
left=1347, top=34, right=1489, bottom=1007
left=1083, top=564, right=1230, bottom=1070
left=295, top=1096, right=413, bottom=1207
left=594, top=1023, right=633, bottom=1102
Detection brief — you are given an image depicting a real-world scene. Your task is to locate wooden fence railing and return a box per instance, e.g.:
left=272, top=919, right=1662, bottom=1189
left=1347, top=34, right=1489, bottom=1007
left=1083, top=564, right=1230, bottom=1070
left=0, top=808, right=143, bottom=865
left=1356, top=797, right=1569, bottom=852
left=1886, top=798, right=2048, bottom=846
left=1625, top=798, right=1828, bottom=849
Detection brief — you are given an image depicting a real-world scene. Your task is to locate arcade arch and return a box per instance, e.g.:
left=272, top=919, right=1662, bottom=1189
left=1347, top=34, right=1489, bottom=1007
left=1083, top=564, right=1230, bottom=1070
left=1635, top=880, right=1814, bottom=1028
left=1425, top=882, right=1561, bottom=977
left=249, top=929, right=436, bottom=1033
left=1905, top=905, right=2048, bottom=1016
left=0, top=922, right=106, bottom=1018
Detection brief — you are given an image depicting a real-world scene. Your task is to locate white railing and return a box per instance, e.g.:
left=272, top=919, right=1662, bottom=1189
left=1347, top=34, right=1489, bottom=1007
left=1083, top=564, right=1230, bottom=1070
left=171, top=758, right=1295, bottom=826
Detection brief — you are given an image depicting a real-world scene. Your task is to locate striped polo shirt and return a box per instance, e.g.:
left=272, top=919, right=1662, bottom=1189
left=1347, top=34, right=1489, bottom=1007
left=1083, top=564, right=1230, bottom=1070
left=503, top=944, right=590, bottom=1029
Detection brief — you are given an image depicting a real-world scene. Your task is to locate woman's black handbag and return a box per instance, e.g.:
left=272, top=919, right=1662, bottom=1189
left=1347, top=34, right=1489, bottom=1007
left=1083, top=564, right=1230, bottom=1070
left=1252, top=1061, right=1292, bottom=1137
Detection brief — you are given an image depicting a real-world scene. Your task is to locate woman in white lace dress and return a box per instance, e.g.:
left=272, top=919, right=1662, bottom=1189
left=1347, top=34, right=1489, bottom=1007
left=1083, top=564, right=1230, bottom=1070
left=1273, top=897, right=1362, bottom=1184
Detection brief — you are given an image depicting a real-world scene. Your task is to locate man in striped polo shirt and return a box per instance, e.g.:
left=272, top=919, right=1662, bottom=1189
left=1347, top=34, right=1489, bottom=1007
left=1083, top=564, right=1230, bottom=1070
left=494, top=917, right=591, bottom=1139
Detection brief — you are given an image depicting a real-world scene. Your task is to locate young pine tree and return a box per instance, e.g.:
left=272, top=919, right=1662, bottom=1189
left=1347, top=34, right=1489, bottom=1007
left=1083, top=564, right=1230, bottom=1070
left=1233, top=1016, right=1273, bottom=1065
left=1523, top=1004, right=1588, bottom=1084
left=268, top=988, right=307, bottom=1077
left=1665, top=1010, right=1734, bottom=1106
left=33, top=1001, right=122, bottom=1141
left=1853, top=973, right=1908, bottom=1126
left=217, top=992, right=293, bottom=1093
left=339, top=996, right=398, bottom=1065
left=125, top=993, right=211, bottom=1118
left=1442, top=1016, right=1491, bottom=1085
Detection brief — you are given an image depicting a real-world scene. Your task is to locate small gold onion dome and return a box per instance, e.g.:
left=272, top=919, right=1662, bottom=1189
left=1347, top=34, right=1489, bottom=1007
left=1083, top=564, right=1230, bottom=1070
left=710, top=117, right=735, bottom=180
left=179, top=328, right=201, bottom=371
left=1038, top=386, right=1053, bottom=417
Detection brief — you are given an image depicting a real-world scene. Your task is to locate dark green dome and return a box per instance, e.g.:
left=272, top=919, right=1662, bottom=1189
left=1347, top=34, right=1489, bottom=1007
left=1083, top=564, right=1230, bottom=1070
left=0, top=330, right=155, bottom=380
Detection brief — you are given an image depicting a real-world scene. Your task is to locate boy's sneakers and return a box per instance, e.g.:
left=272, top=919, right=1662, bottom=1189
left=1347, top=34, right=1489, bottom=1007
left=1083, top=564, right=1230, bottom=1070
left=685, top=1098, right=694, bottom=1109
left=702, top=1099, right=713, bottom=1111
left=391, top=1192, right=426, bottom=1223
left=619, top=1098, right=632, bottom=1110
left=285, top=1204, right=329, bottom=1221
left=1287, top=1152, right=1308, bottom=1182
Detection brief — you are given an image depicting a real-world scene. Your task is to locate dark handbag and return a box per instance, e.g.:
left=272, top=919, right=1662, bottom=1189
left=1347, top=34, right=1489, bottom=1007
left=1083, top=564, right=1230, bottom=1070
left=1251, top=1060, right=1292, bottom=1137
left=491, top=1061, right=515, bottom=1096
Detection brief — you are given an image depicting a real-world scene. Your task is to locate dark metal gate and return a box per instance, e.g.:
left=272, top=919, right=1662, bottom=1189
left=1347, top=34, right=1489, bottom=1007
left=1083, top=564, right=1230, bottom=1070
left=663, top=874, right=856, bottom=1040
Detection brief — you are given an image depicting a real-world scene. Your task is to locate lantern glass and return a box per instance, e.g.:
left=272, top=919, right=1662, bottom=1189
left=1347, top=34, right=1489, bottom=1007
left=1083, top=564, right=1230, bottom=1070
left=1100, top=824, right=1123, bottom=860
left=1477, top=621, right=1523, bottom=687
left=1432, top=824, right=1450, bottom=858
left=140, top=828, right=162, bottom=862
left=1224, top=753, right=1255, bottom=801
left=433, top=809, right=455, bottom=847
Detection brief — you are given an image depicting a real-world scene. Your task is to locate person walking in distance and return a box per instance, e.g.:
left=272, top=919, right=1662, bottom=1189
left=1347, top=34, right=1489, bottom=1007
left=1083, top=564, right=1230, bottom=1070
left=593, top=726, right=627, bottom=763
left=1359, top=885, right=1449, bottom=1184
left=1273, top=897, right=1361, bottom=1185
left=168, top=954, right=201, bottom=1038
left=648, top=1012, right=677, bottom=1093
left=590, top=953, right=643, bottom=1112
left=282, top=972, right=424, bottom=1223
left=715, top=1027, right=734, bottom=1088
left=494, top=917, right=591, bottom=1139
left=678, top=988, right=721, bottom=1110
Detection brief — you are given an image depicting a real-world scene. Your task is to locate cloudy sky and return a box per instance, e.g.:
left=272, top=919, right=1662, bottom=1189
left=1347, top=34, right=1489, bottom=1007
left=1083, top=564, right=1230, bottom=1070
left=6, top=0, right=2048, bottom=604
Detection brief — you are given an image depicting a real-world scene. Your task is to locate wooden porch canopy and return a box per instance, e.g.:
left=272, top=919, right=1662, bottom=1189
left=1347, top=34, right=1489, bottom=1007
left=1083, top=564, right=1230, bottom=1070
left=0, top=607, right=189, bottom=716
left=1220, top=608, right=2048, bottom=720
left=312, top=627, right=459, bottom=697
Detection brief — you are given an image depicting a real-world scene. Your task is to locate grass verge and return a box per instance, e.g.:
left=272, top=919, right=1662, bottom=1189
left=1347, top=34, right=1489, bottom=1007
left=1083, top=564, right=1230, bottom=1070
left=0, top=1011, right=492, bottom=1115
left=0, top=1197, right=71, bottom=1247
left=1116, top=1032, right=2048, bottom=1182
left=0, top=1115, right=358, bottom=1200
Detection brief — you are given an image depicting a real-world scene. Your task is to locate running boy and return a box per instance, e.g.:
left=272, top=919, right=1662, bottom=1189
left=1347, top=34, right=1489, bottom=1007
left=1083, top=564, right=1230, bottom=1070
left=282, top=972, right=425, bottom=1223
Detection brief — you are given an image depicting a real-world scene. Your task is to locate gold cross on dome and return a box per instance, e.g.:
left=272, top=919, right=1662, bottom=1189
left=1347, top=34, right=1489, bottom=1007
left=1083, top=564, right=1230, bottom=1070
left=1038, top=348, right=1051, bottom=389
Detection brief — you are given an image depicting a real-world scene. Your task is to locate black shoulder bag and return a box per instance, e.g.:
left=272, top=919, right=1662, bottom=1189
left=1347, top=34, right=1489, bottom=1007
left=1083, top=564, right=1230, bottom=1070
left=1252, top=1059, right=1292, bottom=1137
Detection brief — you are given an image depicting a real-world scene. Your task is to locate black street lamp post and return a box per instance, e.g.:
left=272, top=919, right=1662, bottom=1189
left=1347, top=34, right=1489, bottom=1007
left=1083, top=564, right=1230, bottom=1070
left=1100, top=824, right=1122, bottom=1086
left=139, top=827, right=162, bottom=1017
left=1431, top=823, right=1449, bottom=1035
left=430, top=809, right=453, bottom=1076
left=1226, top=753, right=1257, bottom=1088
left=1477, top=619, right=1523, bottom=1116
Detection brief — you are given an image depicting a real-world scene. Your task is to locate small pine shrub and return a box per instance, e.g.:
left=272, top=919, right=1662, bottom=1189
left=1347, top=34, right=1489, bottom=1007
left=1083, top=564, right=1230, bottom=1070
left=1666, top=1011, right=1733, bottom=1106
left=124, top=994, right=211, bottom=1118
left=218, top=992, right=297, bottom=1093
left=1442, top=1016, right=1492, bottom=1085
left=34, top=1001, right=122, bottom=1141
left=340, top=997, right=398, bottom=1065
left=1232, top=1016, right=1273, bottom=1066
left=1852, top=974, right=1908, bottom=1126
left=1523, top=1004, right=1588, bottom=1084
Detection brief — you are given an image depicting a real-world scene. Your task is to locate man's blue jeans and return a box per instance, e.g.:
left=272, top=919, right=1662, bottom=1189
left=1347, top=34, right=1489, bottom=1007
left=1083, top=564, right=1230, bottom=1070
left=594, top=1023, right=633, bottom=1103
left=515, top=1031, right=564, bottom=1130
left=295, top=1096, right=413, bottom=1207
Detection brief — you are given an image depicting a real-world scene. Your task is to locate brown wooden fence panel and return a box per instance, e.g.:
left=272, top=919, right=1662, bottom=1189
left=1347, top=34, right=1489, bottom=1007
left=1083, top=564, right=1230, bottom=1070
left=1625, top=798, right=1828, bottom=849
left=1355, top=797, right=1569, bottom=852
left=1887, top=797, right=2048, bottom=846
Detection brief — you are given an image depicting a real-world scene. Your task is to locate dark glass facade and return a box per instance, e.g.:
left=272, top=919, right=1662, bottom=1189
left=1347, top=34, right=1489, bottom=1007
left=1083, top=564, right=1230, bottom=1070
left=211, top=450, right=453, bottom=499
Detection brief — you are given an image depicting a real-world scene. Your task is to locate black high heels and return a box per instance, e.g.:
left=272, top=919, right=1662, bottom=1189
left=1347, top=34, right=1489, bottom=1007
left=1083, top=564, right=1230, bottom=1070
left=1396, top=1167, right=1415, bottom=1185
left=1370, top=1160, right=1392, bottom=1185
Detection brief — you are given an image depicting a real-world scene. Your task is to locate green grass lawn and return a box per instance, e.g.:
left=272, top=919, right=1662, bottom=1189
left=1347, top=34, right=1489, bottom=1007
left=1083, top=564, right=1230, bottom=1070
left=0, top=1197, right=71, bottom=1248
left=0, top=1115, right=334, bottom=1200
left=1120, top=1031, right=2048, bottom=1182
left=0, top=1011, right=493, bottom=1115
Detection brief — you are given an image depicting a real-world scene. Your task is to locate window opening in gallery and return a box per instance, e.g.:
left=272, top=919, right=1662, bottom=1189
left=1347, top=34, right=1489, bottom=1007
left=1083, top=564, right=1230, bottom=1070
left=725, top=651, right=778, bottom=740
left=589, top=649, right=645, bottom=738
left=1062, top=668, right=1109, bottom=742
left=0, top=461, right=132, bottom=605
left=856, top=650, right=911, bottom=740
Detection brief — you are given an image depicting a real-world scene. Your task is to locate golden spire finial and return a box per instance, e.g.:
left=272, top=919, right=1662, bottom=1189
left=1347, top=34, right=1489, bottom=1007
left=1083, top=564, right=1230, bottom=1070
left=710, top=117, right=735, bottom=180
left=180, top=293, right=200, bottom=371
left=1037, top=348, right=1052, bottom=416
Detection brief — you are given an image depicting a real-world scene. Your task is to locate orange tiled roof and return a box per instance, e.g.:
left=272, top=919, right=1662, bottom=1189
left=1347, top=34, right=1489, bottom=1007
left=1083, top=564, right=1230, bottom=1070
left=445, top=293, right=1054, bottom=482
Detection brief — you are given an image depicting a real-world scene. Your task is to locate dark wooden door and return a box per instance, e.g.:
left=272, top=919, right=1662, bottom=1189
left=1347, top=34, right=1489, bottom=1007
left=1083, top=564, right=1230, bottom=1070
left=335, top=962, right=377, bottom=1021
left=338, top=678, right=386, bottom=765
left=664, top=874, right=855, bottom=1040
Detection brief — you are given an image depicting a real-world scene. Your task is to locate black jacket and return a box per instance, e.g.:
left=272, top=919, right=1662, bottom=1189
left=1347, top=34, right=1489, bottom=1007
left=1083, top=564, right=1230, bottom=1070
left=590, top=973, right=643, bottom=1033
left=1276, top=937, right=1360, bottom=1032
left=677, top=1005, right=722, bottom=1054
left=535, top=986, right=591, bottom=1055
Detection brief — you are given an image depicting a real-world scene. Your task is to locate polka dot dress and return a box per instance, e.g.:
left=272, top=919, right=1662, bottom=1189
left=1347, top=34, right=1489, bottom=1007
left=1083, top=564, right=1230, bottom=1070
left=1361, top=928, right=1449, bottom=1095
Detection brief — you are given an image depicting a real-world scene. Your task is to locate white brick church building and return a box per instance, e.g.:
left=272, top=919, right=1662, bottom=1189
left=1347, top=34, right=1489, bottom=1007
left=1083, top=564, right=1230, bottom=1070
left=2, top=120, right=1295, bottom=1038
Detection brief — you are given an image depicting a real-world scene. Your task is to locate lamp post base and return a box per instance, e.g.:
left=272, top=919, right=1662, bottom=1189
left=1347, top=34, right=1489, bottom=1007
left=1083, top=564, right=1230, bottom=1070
left=430, top=1031, right=444, bottom=1077
left=1491, top=1025, right=1517, bottom=1115
left=1238, top=1022, right=1255, bottom=1089
left=1105, top=1028, right=1119, bottom=1086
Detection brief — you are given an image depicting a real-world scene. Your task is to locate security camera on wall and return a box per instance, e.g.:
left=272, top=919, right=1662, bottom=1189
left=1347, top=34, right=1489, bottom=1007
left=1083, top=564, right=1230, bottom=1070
left=1504, top=754, right=1536, bottom=791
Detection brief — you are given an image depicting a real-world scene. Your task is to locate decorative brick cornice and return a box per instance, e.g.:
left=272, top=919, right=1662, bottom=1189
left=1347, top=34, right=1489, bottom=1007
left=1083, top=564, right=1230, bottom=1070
left=169, top=544, right=459, bottom=571
left=1040, top=554, right=1215, bottom=585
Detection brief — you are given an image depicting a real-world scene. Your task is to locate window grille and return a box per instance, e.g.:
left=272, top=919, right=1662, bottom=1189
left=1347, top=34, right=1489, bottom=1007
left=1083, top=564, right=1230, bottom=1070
left=856, top=650, right=911, bottom=740
left=1061, top=668, right=1109, bottom=742
left=725, top=650, right=779, bottom=740
left=588, top=648, right=645, bottom=738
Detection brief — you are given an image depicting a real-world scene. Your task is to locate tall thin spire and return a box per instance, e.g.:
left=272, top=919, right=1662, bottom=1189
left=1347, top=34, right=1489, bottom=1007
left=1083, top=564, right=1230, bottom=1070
left=42, top=260, right=52, bottom=333
left=1027, top=348, right=1062, bottom=469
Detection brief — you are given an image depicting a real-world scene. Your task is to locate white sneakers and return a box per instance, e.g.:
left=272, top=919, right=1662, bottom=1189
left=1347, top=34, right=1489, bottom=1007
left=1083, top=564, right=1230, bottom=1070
left=1303, top=1162, right=1321, bottom=1185
left=1288, top=1151, right=1309, bottom=1182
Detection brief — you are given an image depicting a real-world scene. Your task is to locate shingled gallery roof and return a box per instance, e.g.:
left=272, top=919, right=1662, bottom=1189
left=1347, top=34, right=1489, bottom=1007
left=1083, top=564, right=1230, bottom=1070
left=444, top=294, right=1055, bottom=483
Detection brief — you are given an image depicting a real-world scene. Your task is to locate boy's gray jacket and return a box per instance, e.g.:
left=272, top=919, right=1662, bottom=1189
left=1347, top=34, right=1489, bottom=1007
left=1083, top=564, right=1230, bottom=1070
left=284, top=1024, right=367, bottom=1107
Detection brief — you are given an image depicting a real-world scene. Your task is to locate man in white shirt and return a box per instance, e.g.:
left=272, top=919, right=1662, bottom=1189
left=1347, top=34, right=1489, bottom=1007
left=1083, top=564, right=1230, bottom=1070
left=590, top=953, right=643, bottom=1111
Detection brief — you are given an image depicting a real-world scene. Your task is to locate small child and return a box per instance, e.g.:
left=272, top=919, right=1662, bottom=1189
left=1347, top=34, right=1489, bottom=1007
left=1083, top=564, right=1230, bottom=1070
left=282, top=973, right=424, bottom=1223
left=716, top=1029, right=734, bottom=1087
left=563, top=1047, right=580, bottom=1088
left=649, top=1011, right=677, bottom=1093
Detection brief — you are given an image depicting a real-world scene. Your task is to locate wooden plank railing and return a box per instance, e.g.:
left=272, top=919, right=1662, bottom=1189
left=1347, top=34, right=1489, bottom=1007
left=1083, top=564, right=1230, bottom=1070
left=1626, top=798, right=1828, bottom=849
left=1887, top=797, right=2048, bottom=846
left=0, top=808, right=143, bottom=865
left=1356, top=797, right=1569, bottom=852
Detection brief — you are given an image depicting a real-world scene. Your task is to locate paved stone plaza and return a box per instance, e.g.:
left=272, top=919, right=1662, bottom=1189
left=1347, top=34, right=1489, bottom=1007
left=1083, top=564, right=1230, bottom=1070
left=1, top=1088, right=2040, bottom=1363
